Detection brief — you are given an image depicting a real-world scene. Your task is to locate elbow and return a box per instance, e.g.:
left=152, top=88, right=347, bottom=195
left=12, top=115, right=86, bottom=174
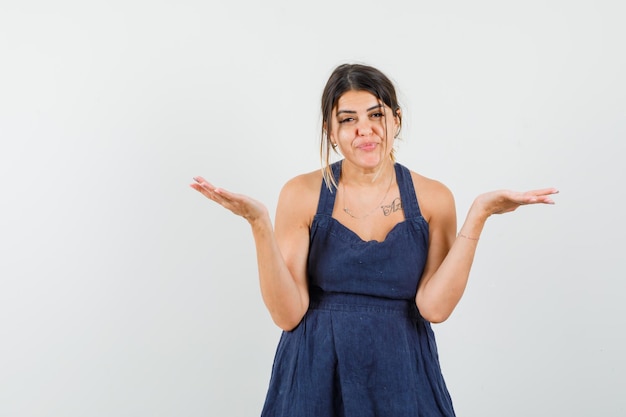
left=265, top=294, right=309, bottom=331
left=420, top=311, right=451, bottom=324
left=270, top=306, right=307, bottom=332
left=416, top=299, right=453, bottom=324
left=273, top=315, right=303, bottom=332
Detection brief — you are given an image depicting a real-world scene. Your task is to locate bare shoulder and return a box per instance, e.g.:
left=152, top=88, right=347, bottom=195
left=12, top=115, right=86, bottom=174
left=277, top=169, right=324, bottom=227
left=280, top=169, right=323, bottom=205
left=409, top=170, right=455, bottom=223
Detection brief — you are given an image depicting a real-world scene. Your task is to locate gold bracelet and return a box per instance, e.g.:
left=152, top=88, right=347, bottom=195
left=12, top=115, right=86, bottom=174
left=457, top=232, right=479, bottom=241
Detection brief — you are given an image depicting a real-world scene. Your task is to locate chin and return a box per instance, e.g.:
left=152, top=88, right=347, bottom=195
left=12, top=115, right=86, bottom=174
left=359, top=154, right=387, bottom=168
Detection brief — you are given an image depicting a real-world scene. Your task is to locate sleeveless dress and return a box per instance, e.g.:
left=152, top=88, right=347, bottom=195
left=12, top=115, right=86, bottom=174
left=260, top=161, right=456, bottom=417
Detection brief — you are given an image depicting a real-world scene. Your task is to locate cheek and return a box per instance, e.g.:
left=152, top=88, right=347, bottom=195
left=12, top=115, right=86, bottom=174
left=336, top=125, right=354, bottom=141
left=383, top=120, right=397, bottom=137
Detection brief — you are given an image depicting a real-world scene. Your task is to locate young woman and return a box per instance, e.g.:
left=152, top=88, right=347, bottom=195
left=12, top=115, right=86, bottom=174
left=191, top=63, right=558, bottom=416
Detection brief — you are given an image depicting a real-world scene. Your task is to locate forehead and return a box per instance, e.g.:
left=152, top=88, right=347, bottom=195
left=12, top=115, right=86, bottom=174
left=336, top=90, right=380, bottom=111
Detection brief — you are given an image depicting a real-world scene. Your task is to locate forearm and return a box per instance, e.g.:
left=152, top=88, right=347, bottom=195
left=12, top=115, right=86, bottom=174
left=417, top=203, right=488, bottom=323
left=416, top=186, right=558, bottom=322
left=250, top=216, right=308, bottom=330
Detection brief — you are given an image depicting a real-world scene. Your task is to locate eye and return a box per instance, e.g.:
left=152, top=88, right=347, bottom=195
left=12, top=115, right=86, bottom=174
left=338, top=117, right=355, bottom=124
left=370, top=112, right=384, bottom=119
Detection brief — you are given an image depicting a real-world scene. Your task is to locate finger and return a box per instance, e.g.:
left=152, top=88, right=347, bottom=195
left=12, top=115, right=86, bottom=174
left=191, top=178, right=227, bottom=205
left=193, top=178, right=231, bottom=201
left=192, top=177, right=237, bottom=200
left=192, top=176, right=218, bottom=192
left=527, top=187, right=559, bottom=197
left=205, top=186, right=246, bottom=210
left=212, top=187, right=239, bottom=200
left=520, top=193, right=556, bottom=205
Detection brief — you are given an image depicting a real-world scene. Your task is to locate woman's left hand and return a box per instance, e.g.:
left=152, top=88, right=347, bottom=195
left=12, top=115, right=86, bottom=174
left=474, top=188, right=559, bottom=218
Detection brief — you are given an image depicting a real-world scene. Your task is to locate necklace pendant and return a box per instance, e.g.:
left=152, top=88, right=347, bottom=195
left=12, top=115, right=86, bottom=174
left=343, top=206, right=377, bottom=220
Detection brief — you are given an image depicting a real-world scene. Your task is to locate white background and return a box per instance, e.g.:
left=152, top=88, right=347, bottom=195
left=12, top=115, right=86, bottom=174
left=1, top=1, right=625, bottom=416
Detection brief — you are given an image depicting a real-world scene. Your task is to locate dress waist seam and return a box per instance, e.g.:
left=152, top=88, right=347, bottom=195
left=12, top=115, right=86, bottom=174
left=308, top=293, right=420, bottom=317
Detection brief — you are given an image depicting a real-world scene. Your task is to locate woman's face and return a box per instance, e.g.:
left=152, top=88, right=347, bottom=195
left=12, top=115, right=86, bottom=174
left=330, top=90, right=400, bottom=172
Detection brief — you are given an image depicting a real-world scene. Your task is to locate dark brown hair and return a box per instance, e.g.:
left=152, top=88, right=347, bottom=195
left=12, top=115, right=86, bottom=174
left=320, top=63, right=402, bottom=189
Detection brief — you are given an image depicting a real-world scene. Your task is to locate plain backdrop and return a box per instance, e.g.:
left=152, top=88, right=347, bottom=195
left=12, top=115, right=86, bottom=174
left=1, top=1, right=625, bottom=416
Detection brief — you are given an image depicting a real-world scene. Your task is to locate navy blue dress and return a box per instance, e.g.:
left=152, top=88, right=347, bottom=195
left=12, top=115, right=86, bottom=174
left=261, top=161, right=455, bottom=417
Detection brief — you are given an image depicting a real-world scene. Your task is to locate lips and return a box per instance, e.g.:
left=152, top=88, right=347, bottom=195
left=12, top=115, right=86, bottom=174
left=357, top=142, right=378, bottom=151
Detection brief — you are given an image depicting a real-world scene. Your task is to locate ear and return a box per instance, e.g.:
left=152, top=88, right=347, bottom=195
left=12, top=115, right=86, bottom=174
left=325, top=121, right=337, bottom=143
left=393, top=108, right=402, bottom=135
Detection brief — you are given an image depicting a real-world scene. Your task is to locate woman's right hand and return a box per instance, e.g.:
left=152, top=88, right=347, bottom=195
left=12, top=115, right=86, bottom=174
left=190, top=176, right=269, bottom=224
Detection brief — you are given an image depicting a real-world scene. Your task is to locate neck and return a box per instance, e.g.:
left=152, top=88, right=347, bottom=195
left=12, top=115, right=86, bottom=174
left=340, top=158, right=394, bottom=187
left=340, top=160, right=396, bottom=220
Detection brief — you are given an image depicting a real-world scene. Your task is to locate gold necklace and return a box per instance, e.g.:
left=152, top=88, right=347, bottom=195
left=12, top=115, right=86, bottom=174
left=342, top=169, right=395, bottom=220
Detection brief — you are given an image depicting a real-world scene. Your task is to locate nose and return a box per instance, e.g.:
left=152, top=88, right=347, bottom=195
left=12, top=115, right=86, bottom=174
left=356, top=120, right=373, bottom=136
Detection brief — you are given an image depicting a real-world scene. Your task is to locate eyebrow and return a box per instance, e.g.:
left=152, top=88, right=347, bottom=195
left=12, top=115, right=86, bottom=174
left=336, top=104, right=383, bottom=115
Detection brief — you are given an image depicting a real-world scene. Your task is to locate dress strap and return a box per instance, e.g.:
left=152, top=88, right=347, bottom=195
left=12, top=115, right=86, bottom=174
left=315, top=161, right=341, bottom=216
left=395, top=163, right=423, bottom=219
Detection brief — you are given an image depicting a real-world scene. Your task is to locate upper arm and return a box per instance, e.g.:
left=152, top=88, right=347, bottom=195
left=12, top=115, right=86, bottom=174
left=415, top=175, right=457, bottom=294
left=273, top=174, right=319, bottom=301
